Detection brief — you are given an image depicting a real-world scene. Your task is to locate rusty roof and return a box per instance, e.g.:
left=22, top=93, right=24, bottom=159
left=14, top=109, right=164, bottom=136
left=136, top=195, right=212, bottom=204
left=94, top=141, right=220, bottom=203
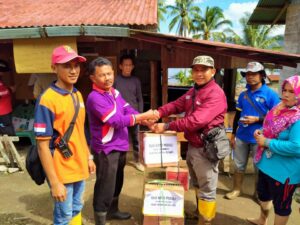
left=130, top=30, right=300, bottom=68
left=0, top=0, right=157, bottom=28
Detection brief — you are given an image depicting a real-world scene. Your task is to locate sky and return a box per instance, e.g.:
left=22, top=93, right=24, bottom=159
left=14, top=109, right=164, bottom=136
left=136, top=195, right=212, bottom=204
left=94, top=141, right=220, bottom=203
left=159, top=0, right=285, bottom=37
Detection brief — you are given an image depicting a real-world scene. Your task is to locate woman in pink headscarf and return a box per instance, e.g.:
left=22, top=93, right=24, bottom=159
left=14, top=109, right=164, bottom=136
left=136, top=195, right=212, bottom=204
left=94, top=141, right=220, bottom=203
left=247, top=75, right=300, bottom=225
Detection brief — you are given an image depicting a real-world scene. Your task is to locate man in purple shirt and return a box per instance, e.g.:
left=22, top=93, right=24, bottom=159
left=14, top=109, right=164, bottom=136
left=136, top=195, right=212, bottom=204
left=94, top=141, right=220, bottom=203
left=86, top=57, right=155, bottom=225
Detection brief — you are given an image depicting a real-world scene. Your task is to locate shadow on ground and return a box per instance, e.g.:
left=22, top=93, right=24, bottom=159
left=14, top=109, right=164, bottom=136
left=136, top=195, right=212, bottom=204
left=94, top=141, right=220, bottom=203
left=0, top=213, right=45, bottom=225
left=19, top=192, right=52, bottom=222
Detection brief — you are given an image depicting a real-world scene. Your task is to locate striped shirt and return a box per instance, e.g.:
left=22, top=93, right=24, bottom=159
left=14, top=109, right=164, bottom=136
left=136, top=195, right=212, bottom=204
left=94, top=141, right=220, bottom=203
left=86, top=84, right=138, bottom=155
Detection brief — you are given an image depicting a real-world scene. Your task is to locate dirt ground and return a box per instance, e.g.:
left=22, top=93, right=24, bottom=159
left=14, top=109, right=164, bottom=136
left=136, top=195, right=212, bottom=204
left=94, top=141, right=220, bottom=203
left=0, top=141, right=299, bottom=225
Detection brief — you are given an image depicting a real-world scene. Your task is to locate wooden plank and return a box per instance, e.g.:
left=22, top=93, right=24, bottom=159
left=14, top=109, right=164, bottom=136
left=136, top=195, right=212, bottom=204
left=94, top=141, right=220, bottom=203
left=0, top=136, right=19, bottom=141
left=0, top=140, right=10, bottom=165
left=6, top=139, right=24, bottom=171
left=150, top=61, right=158, bottom=109
left=1, top=136, right=15, bottom=167
left=1, top=135, right=24, bottom=170
left=161, top=46, right=169, bottom=106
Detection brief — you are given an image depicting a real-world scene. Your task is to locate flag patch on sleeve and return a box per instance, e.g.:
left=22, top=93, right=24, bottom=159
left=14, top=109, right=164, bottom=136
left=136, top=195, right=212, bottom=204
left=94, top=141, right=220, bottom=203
left=34, top=123, right=46, bottom=133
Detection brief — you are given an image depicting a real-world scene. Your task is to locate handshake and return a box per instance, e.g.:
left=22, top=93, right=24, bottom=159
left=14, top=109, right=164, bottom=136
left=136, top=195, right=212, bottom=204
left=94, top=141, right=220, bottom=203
left=134, top=109, right=168, bottom=133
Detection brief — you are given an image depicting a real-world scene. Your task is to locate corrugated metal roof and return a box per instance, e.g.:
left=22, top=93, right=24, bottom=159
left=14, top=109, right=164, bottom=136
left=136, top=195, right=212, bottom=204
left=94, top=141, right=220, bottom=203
left=0, top=0, right=157, bottom=28
left=130, top=30, right=300, bottom=67
left=248, top=0, right=289, bottom=25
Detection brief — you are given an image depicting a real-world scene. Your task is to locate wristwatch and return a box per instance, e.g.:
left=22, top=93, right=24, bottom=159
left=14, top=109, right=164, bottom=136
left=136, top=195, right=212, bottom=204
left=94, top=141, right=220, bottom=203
left=163, top=123, right=170, bottom=130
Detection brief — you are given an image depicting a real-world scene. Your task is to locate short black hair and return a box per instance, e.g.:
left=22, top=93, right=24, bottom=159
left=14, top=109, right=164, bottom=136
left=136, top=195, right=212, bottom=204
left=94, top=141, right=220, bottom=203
left=119, top=54, right=134, bottom=65
left=88, top=57, right=112, bottom=75
left=258, top=70, right=266, bottom=84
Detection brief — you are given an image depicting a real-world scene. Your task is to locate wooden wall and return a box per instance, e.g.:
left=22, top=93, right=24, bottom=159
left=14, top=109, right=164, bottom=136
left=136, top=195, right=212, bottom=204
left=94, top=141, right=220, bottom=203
left=1, top=37, right=245, bottom=109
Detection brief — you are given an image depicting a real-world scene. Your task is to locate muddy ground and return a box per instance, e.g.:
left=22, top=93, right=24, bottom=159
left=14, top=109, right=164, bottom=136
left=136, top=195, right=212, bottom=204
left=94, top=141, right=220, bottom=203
left=0, top=141, right=299, bottom=225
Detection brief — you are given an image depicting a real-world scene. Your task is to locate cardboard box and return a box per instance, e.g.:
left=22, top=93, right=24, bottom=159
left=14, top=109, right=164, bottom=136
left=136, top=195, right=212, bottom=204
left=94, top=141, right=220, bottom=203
left=143, top=216, right=184, bottom=225
left=139, top=132, right=180, bottom=168
left=143, top=180, right=184, bottom=218
left=166, top=167, right=189, bottom=191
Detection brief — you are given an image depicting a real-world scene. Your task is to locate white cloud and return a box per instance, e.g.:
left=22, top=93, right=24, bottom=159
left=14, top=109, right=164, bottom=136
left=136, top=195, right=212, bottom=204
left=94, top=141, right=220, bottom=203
left=224, top=2, right=257, bottom=22
left=223, top=2, right=285, bottom=36
left=223, top=2, right=257, bottom=35
left=269, top=25, right=285, bottom=36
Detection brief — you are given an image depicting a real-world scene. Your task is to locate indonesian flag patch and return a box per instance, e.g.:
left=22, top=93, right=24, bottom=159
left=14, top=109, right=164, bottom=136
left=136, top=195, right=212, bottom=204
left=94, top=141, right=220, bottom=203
left=34, top=123, right=46, bottom=133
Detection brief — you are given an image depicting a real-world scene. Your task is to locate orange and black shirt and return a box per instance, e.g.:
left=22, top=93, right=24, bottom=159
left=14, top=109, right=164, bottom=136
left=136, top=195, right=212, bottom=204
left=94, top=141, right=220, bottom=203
left=34, top=83, right=89, bottom=184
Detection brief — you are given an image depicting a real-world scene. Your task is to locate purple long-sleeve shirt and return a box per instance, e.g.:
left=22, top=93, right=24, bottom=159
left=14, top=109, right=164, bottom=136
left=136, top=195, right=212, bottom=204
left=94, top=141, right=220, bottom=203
left=86, top=84, right=138, bottom=155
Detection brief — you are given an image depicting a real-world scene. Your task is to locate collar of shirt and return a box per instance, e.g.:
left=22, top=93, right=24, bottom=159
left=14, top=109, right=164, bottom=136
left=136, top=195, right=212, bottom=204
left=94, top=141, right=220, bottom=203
left=246, top=83, right=267, bottom=93
left=92, top=83, right=116, bottom=96
left=50, top=82, right=78, bottom=95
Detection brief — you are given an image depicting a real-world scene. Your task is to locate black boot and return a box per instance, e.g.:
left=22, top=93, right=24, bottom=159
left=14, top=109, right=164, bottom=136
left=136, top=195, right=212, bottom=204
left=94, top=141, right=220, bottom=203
left=107, top=197, right=131, bottom=220
left=94, top=211, right=107, bottom=225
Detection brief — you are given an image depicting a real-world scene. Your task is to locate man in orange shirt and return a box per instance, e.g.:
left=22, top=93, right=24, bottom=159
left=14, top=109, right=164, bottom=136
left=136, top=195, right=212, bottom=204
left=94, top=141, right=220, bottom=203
left=34, top=45, right=96, bottom=225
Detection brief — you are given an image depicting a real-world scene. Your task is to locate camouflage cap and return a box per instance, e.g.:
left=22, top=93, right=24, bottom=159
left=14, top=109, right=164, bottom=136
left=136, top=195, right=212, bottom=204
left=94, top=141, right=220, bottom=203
left=241, top=62, right=265, bottom=77
left=191, top=55, right=214, bottom=68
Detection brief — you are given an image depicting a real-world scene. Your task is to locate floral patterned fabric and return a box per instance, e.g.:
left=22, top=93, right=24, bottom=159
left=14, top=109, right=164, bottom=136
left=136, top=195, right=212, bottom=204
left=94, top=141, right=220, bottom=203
left=255, top=75, right=300, bottom=163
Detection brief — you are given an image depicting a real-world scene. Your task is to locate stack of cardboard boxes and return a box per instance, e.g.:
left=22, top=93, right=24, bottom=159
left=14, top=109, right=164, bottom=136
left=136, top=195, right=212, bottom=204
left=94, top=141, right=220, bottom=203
left=139, top=131, right=189, bottom=225
left=143, top=180, right=184, bottom=225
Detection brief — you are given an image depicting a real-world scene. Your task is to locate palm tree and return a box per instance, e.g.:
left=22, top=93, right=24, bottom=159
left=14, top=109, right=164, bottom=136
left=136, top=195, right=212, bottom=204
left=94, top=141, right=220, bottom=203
left=174, top=69, right=193, bottom=86
left=167, top=0, right=201, bottom=37
left=192, top=6, right=232, bottom=40
left=226, top=13, right=284, bottom=50
left=157, top=0, right=167, bottom=31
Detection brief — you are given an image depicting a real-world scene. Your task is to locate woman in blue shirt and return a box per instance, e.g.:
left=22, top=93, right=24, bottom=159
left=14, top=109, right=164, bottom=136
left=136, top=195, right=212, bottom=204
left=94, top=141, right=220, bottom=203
left=248, top=75, right=300, bottom=225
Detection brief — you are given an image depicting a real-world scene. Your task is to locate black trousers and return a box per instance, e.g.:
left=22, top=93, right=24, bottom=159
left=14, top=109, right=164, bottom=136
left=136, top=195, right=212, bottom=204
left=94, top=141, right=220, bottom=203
left=128, top=125, right=139, bottom=161
left=93, top=150, right=127, bottom=212
left=0, top=113, right=15, bottom=136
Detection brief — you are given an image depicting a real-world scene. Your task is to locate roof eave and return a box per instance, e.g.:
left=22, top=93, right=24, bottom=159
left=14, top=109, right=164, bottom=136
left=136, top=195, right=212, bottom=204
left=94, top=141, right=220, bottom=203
left=0, top=25, right=130, bottom=40
left=248, top=0, right=290, bottom=25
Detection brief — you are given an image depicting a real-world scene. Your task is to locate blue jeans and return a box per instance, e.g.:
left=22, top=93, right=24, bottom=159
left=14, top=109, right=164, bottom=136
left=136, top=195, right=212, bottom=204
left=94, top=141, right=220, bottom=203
left=53, top=180, right=85, bottom=225
left=233, top=138, right=258, bottom=172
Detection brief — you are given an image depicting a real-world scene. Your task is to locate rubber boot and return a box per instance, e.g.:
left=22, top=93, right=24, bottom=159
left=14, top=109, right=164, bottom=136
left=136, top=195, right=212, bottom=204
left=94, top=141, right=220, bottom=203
left=197, top=199, right=216, bottom=225
left=69, top=212, right=82, bottom=225
left=225, top=171, right=244, bottom=200
left=94, top=211, right=107, bottom=225
left=106, top=197, right=131, bottom=220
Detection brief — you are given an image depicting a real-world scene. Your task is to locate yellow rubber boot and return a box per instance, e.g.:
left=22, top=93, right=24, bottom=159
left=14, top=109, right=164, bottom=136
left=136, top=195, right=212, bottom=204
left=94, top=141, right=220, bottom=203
left=69, top=212, right=82, bottom=225
left=198, top=199, right=216, bottom=225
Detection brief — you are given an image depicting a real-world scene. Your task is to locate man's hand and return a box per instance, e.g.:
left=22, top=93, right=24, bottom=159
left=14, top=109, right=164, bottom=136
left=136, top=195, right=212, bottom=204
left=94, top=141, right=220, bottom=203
left=51, top=182, right=67, bottom=202
left=243, top=116, right=260, bottom=125
left=140, top=119, right=156, bottom=127
left=152, top=123, right=166, bottom=133
left=135, top=109, right=158, bottom=122
left=153, top=109, right=160, bottom=121
left=88, top=159, right=96, bottom=174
